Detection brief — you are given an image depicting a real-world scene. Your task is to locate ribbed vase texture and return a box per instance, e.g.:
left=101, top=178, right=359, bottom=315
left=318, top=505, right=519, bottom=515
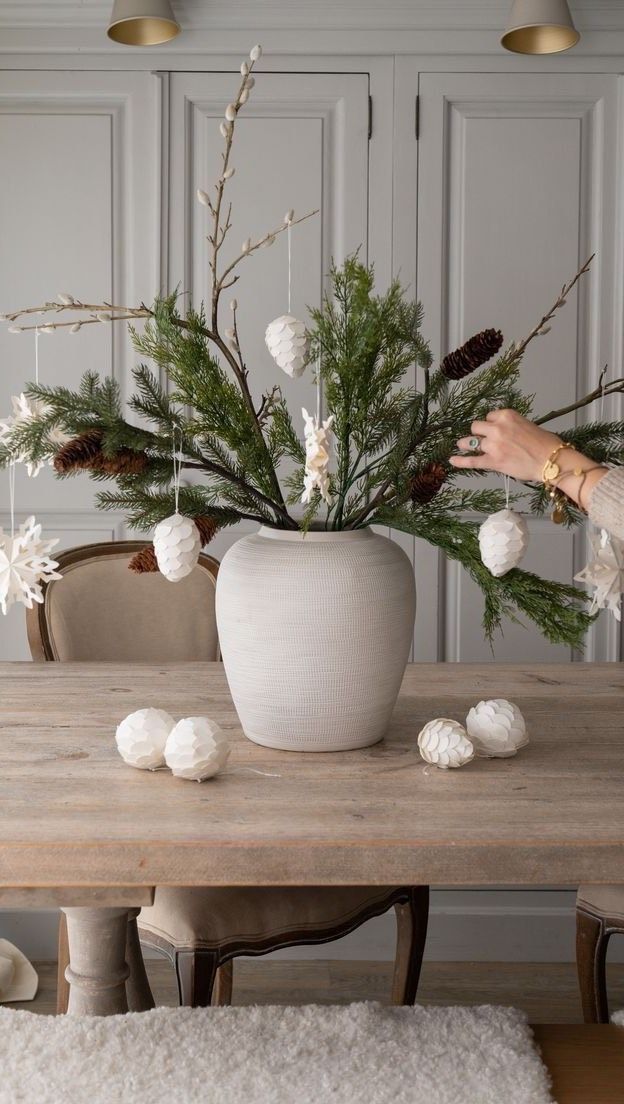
left=215, top=527, right=416, bottom=752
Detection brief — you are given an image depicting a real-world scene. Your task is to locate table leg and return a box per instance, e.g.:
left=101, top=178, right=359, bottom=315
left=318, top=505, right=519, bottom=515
left=62, top=907, right=130, bottom=1016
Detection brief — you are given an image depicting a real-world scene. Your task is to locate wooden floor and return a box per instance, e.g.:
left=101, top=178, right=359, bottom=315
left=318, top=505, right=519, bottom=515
left=11, top=957, right=624, bottom=1023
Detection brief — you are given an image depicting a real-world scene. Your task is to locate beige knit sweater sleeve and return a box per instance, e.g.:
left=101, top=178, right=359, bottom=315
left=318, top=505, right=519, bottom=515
left=587, top=467, right=624, bottom=540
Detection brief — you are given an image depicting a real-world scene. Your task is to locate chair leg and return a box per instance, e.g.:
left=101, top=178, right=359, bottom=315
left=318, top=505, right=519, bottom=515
left=56, top=912, right=71, bottom=1015
left=576, top=907, right=611, bottom=1023
left=391, top=887, right=429, bottom=1005
left=213, top=960, right=234, bottom=1006
left=174, top=949, right=220, bottom=1008
left=126, top=911, right=155, bottom=1012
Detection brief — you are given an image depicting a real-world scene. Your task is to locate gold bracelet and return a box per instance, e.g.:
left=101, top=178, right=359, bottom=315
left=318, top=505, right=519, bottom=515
left=555, top=464, right=606, bottom=514
left=541, top=442, right=572, bottom=485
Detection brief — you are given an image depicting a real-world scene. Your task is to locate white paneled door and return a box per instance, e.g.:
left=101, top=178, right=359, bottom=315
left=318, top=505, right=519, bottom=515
left=167, top=72, right=370, bottom=564
left=0, top=71, right=159, bottom=658
left=407, top=71, right=621, bottom=662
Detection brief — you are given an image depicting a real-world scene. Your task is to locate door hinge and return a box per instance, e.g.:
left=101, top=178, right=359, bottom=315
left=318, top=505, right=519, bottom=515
left=368, top=95, right=373, bottom=140
left=415, top=94, right=420, bottom=141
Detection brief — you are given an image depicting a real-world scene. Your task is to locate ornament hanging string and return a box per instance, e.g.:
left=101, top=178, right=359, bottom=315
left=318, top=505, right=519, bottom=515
left=34, top=327, right=40, bottom=386
left=504, top=474, right=511, bottom=510
left=8, top=460, right=16, bottom=538
left=287, top=221, right=292, bottom=315
left=172, top=425, right=183, bottom=515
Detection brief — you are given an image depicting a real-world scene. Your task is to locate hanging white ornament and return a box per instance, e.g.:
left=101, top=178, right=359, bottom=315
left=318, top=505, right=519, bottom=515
left=575, top=528, right=624, bottom=621
left=164, top=716, right=231, bottom=781
left=301, top=407, right=334, bottom=505
left=264, top=215, right=310, bottom=378
left=0, top=392, right=69, bottom=478
left=115, top=708, right=175, bottom=771
left=417, top=718, right=474, bottom=770
left=265, top=315, right=310, bottom=378
left=466, top=699, right=528, bottom=758
left=478, top=508, right=528, bottom=577
left=0, top=513, right=61, bottom=615
left=153, top=514, right=201, bottom=583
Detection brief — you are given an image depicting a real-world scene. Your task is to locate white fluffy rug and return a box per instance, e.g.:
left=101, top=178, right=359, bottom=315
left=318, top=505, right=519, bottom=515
left=612, top=1009, right=624, bottom=1025
left=0, top=1002, right=552, bottom=1104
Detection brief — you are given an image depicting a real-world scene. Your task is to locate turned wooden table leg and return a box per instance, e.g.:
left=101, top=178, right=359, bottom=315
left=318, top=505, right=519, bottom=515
left=62, top=907, right=131, bottom=1016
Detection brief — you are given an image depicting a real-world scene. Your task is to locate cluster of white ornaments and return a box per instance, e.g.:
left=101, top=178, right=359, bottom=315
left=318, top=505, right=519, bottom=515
left=418, top=699, right=528, bottom=769
left=153, top=513, right=201, bottom=582
left=116, top=708, right=230, bottom=782
left=0, top=392, right=69, bottom=477
left=418, top=718, right=474, bottom=770
left=478, top=508, right=528, bottom=577
left=575, top=528, right=624, bottom=621
left=265, top=315, right=310, bottom=379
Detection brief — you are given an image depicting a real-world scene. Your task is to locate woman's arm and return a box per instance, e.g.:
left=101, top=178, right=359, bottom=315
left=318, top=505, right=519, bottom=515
left=449, top=408, right=624, bottom=538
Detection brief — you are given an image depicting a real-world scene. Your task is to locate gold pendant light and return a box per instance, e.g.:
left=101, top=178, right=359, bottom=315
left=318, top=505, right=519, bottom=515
left=107, top=0, right=180, bottom=46
left=501, top=0, right=580, bottom=54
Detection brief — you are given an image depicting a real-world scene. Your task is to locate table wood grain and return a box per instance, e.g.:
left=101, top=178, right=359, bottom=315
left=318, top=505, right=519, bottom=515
left=1, top=662, right=623, bottom=889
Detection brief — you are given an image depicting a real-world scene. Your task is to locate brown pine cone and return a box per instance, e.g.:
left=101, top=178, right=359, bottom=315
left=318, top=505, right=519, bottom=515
left=410, top=462, right=447, bottom=505
left=441, top=328, right=504, bottom=381
left=194, top=515, right=219, bottom=546
left=128, top=546, right=159, bottom=573
left=54, top=429, right=149, bottom=476
left=54, top=429, right=104, bottom=473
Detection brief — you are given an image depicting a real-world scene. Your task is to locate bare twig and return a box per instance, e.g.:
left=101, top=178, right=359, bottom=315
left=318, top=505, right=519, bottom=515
left=511, top=255, right=594, bottom=362
left=536, top=371, right=624, bottom=425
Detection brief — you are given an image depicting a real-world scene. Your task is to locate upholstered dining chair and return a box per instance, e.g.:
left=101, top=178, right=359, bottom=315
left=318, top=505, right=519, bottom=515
left=576, top=885, right=624, bottom=1022
left=27, top=540, right=430, bottom=1013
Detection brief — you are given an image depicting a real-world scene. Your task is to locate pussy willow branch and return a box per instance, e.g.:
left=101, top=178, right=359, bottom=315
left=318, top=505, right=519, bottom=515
left=535, top=371, right=624, bottom=425
left=511, top=254, right=594, bottom=362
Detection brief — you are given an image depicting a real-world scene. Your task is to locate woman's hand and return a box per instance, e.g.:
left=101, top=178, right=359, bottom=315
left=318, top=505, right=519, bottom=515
left=449, top=409, right=562, bottom=482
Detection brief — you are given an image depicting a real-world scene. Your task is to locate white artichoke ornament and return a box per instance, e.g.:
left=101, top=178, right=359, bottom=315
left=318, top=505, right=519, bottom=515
left=417, top=718, right=474, bottom=769
left=164, top=716, right=231, bottom=781
left=265, top=315, right=310, bottom=379
left=466, top=699, right=528, bottom=758
left=153, top=514, right=201, bottom=583
left=115, top=708, right=175, bottom=771
left=478, top=508, right=529, bottom=577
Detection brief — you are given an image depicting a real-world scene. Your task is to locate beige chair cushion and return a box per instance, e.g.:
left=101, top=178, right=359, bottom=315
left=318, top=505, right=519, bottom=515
left=44, top=552, right=219, bottom=662
left=577, top=885, right=624, bottom=924
left=138, top=886, right=400, bottom=951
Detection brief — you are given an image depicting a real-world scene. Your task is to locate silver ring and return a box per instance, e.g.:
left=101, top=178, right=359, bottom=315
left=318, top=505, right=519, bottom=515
left=468, top=435, right=482, bottom=452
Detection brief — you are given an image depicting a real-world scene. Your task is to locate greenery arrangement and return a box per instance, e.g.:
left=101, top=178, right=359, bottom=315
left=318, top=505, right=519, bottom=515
left=2, top=46, right=624, bottom=649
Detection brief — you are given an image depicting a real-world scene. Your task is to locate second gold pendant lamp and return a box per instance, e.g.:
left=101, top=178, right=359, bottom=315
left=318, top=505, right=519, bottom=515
left=107, top=0, right=180, bottom=46
left=501, top=0, right=580, bottom=54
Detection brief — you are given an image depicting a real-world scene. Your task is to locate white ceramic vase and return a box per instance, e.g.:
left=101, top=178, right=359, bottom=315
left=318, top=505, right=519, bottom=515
left=215, top=527, right=416, bottom=752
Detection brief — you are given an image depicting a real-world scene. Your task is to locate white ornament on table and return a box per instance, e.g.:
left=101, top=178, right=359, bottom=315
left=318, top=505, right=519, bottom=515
left=301, top=408, right=334, bottom=505
left=115, top=708, right=175, bottom=771
left=153, top=513, right=201, bottom=582
left=265, top=315, right=310, bottom=379
left=466, top=699, right=528, bottom=758
left=164, top=716, right=231, bottom=781
left=417, top=718, right=474, bottom=770
left=478, top=508, right=529, bottom=577
left=0, top=515, right=60, bottom=615
left=575, top=528, right=624, bottom=621
left=0, top=393, right=69, bottom=477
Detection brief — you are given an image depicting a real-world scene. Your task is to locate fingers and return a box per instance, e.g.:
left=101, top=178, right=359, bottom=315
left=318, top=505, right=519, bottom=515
left=449, top=454, right=494, bottom=470
left=469, top=420, right=490, bottom=436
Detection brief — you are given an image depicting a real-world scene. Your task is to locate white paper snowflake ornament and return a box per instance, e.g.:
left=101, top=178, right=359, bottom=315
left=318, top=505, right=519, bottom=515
left=153, top=514, right=201, bottom=582
left=265, top=315, right=310, bottom=379
left=164, top=716, right=231, bottom=781
left=0, top=516, right=61, bottom=615
left=418, top=718, right=474, bottom=770
left=115, top=708, right=175, bottom=771
left=301, top=408, right=335, bottom=505
left=466, top=699, right=528, bottom=758
left=0, top=393, right=69, bottom=477
left=478, top=508, right=529, bottom=577
left=575, top=529, right=624, bottom=621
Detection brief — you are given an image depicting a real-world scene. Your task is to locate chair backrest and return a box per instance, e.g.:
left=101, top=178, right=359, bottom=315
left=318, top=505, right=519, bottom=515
left=26, top=541, right=220, bottom=663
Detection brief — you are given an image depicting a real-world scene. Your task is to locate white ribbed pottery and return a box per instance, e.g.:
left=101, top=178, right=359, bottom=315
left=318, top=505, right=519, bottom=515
left=215, top=527, right=416, bottom=752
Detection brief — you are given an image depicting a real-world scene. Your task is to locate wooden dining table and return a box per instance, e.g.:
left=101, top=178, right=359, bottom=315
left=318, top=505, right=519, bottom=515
left=1, top=660, right=623, bottom=1018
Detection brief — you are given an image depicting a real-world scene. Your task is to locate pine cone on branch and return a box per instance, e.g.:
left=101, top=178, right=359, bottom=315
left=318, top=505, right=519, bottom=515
left=54, top=429, right=149, bottom=476
left=410, top=462, right=447, bottom=505
left=194, top=515, right=220, bottom=546
left=441, top=328, right=504, bottom=381
left=128, top=546, right=159, bottom=574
